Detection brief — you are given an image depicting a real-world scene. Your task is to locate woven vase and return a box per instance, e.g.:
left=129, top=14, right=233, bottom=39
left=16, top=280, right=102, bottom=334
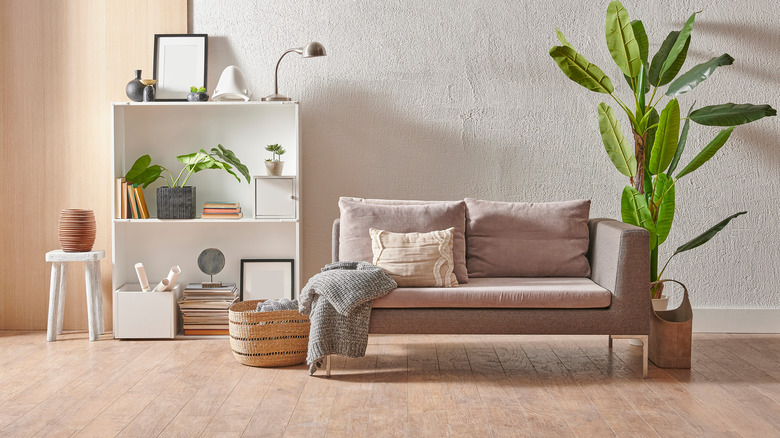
left=58, top=209, right=96, bottom=252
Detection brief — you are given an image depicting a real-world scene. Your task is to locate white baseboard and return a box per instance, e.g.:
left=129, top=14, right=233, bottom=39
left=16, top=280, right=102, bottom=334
left=692, top=309, right=780, bottom=333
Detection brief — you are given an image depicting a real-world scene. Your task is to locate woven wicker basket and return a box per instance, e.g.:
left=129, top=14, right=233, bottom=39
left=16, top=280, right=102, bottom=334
left=228, top=300, right=310, bottom=367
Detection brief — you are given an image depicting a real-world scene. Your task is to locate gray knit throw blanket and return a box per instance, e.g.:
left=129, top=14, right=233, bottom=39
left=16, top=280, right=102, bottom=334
left=298, top=261, right=397, bottom=375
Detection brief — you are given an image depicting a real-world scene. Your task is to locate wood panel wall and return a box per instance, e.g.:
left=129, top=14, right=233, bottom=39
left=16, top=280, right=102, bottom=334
left=0, top=0, right=187, bottom=330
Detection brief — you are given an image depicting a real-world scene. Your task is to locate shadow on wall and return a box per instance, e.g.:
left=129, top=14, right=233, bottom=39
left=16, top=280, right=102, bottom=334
left=205, top=36, right=239, bottom=93
left=695, top=21, right=780, bottom=52
left=298, top=84, right=465, bottom=280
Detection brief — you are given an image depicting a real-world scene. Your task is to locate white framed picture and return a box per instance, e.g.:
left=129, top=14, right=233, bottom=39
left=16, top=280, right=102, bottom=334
left=153, top=34, right=208, bottom=101
left=240, top=259, right=294, bottom=301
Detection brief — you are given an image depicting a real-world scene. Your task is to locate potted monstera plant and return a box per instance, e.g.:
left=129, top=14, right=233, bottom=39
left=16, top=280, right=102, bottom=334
left=549, top=1, right=775, bottom=304
left=126, top=144, right=250, bottom=219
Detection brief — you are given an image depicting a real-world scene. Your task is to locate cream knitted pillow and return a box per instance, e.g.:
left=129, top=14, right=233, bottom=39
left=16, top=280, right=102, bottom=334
left=369, top=227, right=458, bottom=288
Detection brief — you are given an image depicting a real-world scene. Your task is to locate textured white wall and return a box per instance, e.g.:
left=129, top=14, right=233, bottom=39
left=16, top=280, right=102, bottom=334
left=192, top=0, right=779, bottom=310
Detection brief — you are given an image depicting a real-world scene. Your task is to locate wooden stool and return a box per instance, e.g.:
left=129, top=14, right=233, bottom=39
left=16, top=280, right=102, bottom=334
left=45, top=250, right=105, bottom=341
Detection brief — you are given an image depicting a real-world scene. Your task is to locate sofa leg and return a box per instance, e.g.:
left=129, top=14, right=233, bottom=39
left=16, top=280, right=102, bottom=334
left=608, top=335, right=649, bottom=379
left=325, top=355, right=331, bottom=377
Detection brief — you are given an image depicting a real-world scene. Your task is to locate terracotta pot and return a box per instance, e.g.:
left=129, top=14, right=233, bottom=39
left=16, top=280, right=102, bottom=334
left=58, top=209, right=96, bottom=252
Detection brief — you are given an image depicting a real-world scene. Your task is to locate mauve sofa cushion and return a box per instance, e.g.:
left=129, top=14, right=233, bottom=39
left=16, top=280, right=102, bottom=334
left=372, top=277, right=610, bottom=308
left=465, top=198, right=591, bottom=277
left=338, top=198, right=468, bottom=283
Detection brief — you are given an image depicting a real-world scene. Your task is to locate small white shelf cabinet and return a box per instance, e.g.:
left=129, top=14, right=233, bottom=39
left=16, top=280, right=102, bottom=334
left=111, top=102, right=301, bottom=338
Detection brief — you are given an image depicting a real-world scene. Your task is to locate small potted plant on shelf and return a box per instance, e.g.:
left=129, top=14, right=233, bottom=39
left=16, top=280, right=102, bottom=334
left=126, top=144, right=250, bottom=219
left=187, top=86, right=209, bottom=102
left=264, top=143, right=286, bottom=176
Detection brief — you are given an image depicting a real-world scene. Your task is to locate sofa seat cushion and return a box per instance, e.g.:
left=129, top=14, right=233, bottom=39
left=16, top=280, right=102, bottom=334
left=371, top=277, right=611, bottom=309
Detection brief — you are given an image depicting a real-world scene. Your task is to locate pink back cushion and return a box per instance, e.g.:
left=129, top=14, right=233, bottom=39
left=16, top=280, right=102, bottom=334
left=338, top=198, right=468, bottom=283
left=465, top=198, right=591, bottom=277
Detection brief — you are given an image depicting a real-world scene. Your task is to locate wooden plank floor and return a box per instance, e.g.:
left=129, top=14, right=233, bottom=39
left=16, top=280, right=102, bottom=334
left=0, top=332, right=778, bottom=437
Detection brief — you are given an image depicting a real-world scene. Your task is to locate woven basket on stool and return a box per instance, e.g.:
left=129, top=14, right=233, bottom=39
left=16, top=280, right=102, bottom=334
left=228, top=300, right=310, bottom=367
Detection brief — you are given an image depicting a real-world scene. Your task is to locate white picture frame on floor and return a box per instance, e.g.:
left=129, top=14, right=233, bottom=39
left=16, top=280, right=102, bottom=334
left=240, top=259, right=294, bottom=301
left=153, top=34, right=208, bottom=101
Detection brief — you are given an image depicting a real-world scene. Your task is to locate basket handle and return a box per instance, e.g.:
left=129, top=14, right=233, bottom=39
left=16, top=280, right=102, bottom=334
left=650, top=279, right=692, bottom=320
left=651, top=278, right=689, bottom=301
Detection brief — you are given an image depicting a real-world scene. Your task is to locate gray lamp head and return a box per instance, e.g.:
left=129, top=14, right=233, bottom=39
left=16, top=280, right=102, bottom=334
left=262, top=41, right=327, bottom=101
left=301, top=41, right=326, bottom=58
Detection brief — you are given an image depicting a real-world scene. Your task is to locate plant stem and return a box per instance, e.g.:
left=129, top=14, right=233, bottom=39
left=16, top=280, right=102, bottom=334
left=172, top=166, right=187, bottom=187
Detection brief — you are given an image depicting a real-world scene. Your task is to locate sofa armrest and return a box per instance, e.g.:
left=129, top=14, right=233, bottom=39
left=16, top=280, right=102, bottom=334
left=332, top=218, right=341, bottom=263
left=588, top=218, right=650, bottom=316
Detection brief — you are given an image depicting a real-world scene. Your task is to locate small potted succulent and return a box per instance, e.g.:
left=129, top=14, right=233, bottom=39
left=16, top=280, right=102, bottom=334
left=187, top=86, right=209, bottom=102
left=126, top=144, right=249, bottom=219
left=264, top=143, right=286, bottom=176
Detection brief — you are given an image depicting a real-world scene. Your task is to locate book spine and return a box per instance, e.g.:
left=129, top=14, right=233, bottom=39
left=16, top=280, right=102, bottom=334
left=200, top=213, right=243, bottom=219
left=121, top=180, right=128, bottom=219
left=127, top=184, right=139, bottom=219
left=115, top=177, right=125, bottom=218
left=134, top=186, right=150, bottom=219
left=202, top=208, right=241, bottom=214
left=203, top=203, right=239, bottom=209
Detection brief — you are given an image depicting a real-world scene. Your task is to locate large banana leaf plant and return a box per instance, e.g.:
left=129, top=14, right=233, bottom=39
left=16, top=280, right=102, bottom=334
left=549, top=1, right=775, bottom=298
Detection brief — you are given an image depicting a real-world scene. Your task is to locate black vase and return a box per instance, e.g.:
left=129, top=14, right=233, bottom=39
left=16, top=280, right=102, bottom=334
left=125, top=69, right=144, bottom=102
left=156, top=186, right=196, bottom=219
left=143, top=84, right=155, bottom=102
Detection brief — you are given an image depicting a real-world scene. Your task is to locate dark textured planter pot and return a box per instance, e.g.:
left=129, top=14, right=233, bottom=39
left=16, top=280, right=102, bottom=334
left=156, top=186, right=196, bottom=219
left=187, top=92, right=209, bottom=102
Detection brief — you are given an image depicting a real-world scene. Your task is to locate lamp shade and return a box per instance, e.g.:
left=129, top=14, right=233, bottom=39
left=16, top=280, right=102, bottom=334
left=301, top=42, right=326, bottom=58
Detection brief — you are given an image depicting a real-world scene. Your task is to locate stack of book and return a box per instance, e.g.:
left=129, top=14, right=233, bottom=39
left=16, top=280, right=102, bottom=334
left=114, top=177, right=150, bottom=219
left=201, top=201, right=242, bottom=219
left=177, top=283, right=238, bottom=335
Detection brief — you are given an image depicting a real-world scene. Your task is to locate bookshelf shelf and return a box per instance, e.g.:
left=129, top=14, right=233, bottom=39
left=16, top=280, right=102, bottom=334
left=113, top=218, right=300, bottom=224
left=111, top=102, right=301, bottom=339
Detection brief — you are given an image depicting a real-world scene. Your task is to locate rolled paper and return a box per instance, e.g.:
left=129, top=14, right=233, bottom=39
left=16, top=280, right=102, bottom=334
left=153, top=278, right=170, bottom=292
left=164, top=265, right=181, bottom=291
left=135, top=262, right=150, bottom=292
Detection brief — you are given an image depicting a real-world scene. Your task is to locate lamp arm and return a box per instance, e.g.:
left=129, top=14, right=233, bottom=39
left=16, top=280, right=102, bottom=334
left=273, top=48, right=302, bottom=95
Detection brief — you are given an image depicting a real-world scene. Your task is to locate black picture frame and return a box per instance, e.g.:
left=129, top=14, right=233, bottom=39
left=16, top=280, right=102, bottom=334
left=239, top=259, right=295, bottom=301
left=153, top=34, right=208, bottom=101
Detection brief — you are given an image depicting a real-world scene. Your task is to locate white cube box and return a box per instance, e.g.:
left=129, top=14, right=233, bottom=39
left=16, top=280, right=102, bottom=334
left=254, top=176, right=297, bottom=219
left=113, top=283, right=183, bottom=339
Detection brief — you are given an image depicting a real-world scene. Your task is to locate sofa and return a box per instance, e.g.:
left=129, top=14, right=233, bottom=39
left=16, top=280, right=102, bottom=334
left=325, top=197, right=651, bottom=377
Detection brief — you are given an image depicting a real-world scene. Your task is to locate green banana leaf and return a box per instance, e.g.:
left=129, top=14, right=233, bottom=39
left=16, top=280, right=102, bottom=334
left=659, top=12, right=698, bottom=81
left=549, top=46, right=615, bottom=94
left=652, top=174, right=675, bottom=245
left=648, top=31, right=690, bottom=87
left=598, top=103, right=637, bottom=177
left=673, top=211, right=747, bottom=255
left=631, top=20, right=649, bottom=65
left=555, top=27, right=573, bottom=48
left=648, top=99, right=680, bottom=175
left=621, top=185, right=657, bottom=249
left=690, top=103, right=777, bottom=126
left=643, top=108, right=659, bottom=160
left=676, top=127, right=735, bottom=179
left=606, top=1, right=641, bottom=78
left=666, top=54, right=734, bottom=97
left=667, top=102, right=696, bottom=177
left=211, top=144, right=250, bottom=183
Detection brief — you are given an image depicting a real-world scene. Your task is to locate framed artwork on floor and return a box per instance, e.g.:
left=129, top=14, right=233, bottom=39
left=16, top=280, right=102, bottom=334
left=240, top=259, right=294, bottom=301
left=153, top=34, right=208, bottom=101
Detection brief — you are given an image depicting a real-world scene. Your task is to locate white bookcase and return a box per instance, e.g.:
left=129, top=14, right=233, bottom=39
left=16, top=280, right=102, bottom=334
left=111, top=102, right=301, bottom=337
